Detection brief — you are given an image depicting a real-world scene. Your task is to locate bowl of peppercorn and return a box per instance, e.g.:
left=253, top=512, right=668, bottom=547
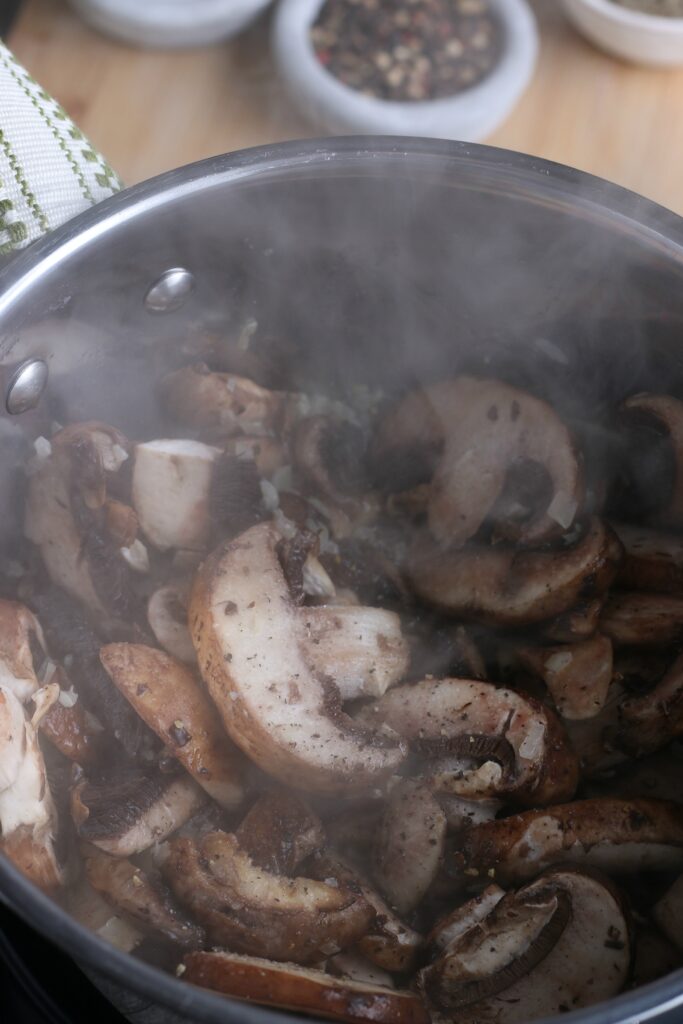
left=564, top=0, right=683, bottom=65
left=272, top=0, right=538, bottom=141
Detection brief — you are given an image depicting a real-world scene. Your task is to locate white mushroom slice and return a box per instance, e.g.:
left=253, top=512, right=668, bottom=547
left=0, top=599, right=46, bottom=702
left=620, top=392, right=683, bottom=529
left=372, top=779, right=446, bottom=916
left=601, top=592, right=683, bottom=646
left=189, top=522, right=406, bottom=794
left=326, top=952, right=395, bottom=988
left=311, top=851, right=424, bottom=973
left=182, top=951, right=430, bottom=1024
left=426, top=885, right=505, bottom=957
left=459, top=798, right=683, bottom=885
left=84, top=846, right=204, bottom=948
left=132, top=439, right=221, bottom=551
left=147, top=583, right=195, bottom=663
left=515, top=633, right=613, bottom=720
left=364, top=678, right=578, bottom=806
left=618, top=651, right=683, bottom=757
left=161, top=366, right=288, bottom=437
left=162, top=830, right=374, bottom=963
left=24, top=422, right=135, bottom=622
left=99, top=643, right=246, bottom=810
left=612, top=521, right=683, bottom=593
left=224, top=435, right=288, bottom=478
left=421, top=866, right=631, bottom=1022
left=408, top=517, right=622, bottom=627
left=71, top=769, right=205, bottom=857
left=0, top=686, right=62, bottom=889
left=654, top=873, right=683, bottom=955
left=300, top=606, right=409, bottom=700
left=374, top=378, right=582, bottom=547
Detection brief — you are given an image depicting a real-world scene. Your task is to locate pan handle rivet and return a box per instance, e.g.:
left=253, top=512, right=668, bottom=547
left=144, top=267, right=195, bottom=313
left=6, top=359, right=48, bottom=415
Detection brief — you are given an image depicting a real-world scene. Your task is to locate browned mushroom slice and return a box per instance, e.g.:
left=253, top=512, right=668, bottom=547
left=612, top=522, right=683, bottom=593
left=425, top=885, right=505, bottom=958
left=620, top=392, right=683, bottom=529
left=224, top=435, right=288, bottom=477
left=24, top=422, right=135, bottom=622
left=299, top=606, right=410, bottom=700
left=161, top=365, right=288, bottom=436
left=162, top=830, right=374, bottom=963
left=421, top=866, right=631, bottom=1022
left=71, top=768, right=205, bottom=857
left=541, top=598, right=603, bottom=643
left=83, top=846, right=203, bottom=948
left=563, top=678, right=628, bottom=778
left=147, top=584, right=195, bottom=664
left=0, top=600, right=47, bottom=702
left=654, top=873, right=683, bottom=955
left=601, top=592, right=683, bottom=646
left=132, top=439, right=221, bottom=551
left=0, top=686, right=62, bottom=889
left=458, top=798, right=683, bottom=886
left=236, top=790, right=325, bottom=875
left=365, top=678, right=578, bottom=806
left=374, top=378, right=582, bottom=547
left=325, top=952, right=395, bottom=988
left=99, top=643, right=246, bottom=810
left=618, top=651, right=683, bottom=757
left=182, top=951, right=430, bottom=1024
left=292, top=415, right=368, bottom=511
left=372, top=780, right=446, bottom=916
left=408, top=517, right=621, bottom=628
left=436, top=794, right=502, bottom=833
left=189, top=522, right=406, bottom=795
left=311, top=851, right=423, bottom=973
left=515, top=633, right=613, bottom=720
left=39, top=686, right=99, bottom=765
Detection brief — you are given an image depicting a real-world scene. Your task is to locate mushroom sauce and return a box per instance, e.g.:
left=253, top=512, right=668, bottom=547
left=2, top=363, right=683, bottom=1023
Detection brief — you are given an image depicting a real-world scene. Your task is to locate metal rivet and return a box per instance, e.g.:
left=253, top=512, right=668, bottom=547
left=144, top=267, right=195, bottom=313
left=6, top=359, right=48, bottom=415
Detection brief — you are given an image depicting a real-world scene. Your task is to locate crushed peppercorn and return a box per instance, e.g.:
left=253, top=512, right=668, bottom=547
left=311, top=0, right=503, bottom=102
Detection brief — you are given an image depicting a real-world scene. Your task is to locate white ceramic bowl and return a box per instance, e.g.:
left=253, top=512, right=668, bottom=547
left=68, top=0, right=273, bottom=47
left=564, top=0, right=683, bottom=65
left=272, top=0, right=538, bottom=141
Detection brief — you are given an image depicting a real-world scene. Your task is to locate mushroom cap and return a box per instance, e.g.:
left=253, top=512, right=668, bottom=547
left=189, top=522, right=406, bottom=794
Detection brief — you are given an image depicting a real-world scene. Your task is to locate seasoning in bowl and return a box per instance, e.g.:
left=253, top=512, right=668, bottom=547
left=310, top=0, right=503, bottom=102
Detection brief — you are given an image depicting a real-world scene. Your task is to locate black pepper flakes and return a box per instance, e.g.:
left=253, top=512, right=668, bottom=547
left=311, top=0, right=503, bottom=103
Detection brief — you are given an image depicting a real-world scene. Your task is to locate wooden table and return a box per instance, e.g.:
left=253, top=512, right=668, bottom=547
left=8, top=0, right=683, bottom=213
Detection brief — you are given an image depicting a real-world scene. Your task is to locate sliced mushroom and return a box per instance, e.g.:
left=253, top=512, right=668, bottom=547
left=541, top=598, right=604, bottom=643
left=182, top=951, right=430, bottom=1024
left=25, top=422, right=135, bottom=623
left=162, top=830, right=374, bottom=963
left=618, top=651, right=683, bottom=758
left=236, top=790, right=325, bottom=875
left=407, top=517, right=622, bottom=627
left=564, top=678, right=628, bottom=778
left=620, top=392, right=683, bottom=529
left=83, top=845, right=204, bottom=948
left=374, top=378, right=582, bottom=547
left=515, top=633, right=613, bottom=720
left=99, top=643, right=245, bottom=811
left=372, top=779, right=446, bottom=916
left=300, top=606, right=410, bottom=701
left=325, top=952, right=395, bottom=988
left=161, top=365, right=288, bottom=437
left=601, top=592, right=683, bottom=646
left=63, top=876, right=144, bottom=953
left=365, top=678, right=578, bottom=806
left=311, top=851, right=423, bottom=973
left=0, top=686, right=62, bottom=889
left=39, top=675, right=99, bottom=765
left=224, top=435, right=288, bottom=478
left=0, top=600, right=47, bottom=703
left=147, top=583, right=195, bottom=664
left=132, top=439, right=221, bottom=551
left=612, top=522, right=683, bottom=593
left=425, top=885, right=505, bottom=958
left=458, top=798, right=683, bottom=886
left=654, top=873, right=683, bottom=955
left=292, top=415, right=368, bottom=511
left=71, top=768, right=205, bottom=857
left=189, top=522, right=406, bottom=794
left=421, top=866, right=631, bottom=1022
left=436, top=794, right=502, bottom=833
